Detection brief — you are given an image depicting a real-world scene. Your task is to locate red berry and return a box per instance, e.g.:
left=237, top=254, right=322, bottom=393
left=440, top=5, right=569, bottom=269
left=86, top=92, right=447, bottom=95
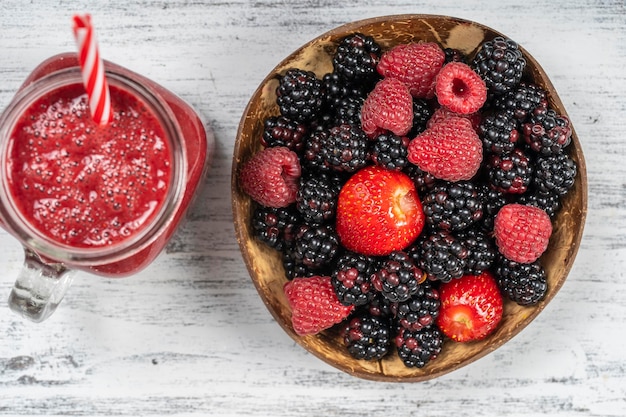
left=426, top=106, right=482, bottom=131
left=336, top=166, right=425, bottom=256
left=494, top=203, right=553, bottom=263
left=284, top=275, right=354, bottom=336
left=360, top=77, right=413, bottom=138
left=407, top=116, right=483, bottom=181
left=239, top=146, right=301, bottom=207
left=435, top=62, right=487, bottom=114
left=436, top=271, right=503, bottom=342
left=377, top=42, right=446, bottom=99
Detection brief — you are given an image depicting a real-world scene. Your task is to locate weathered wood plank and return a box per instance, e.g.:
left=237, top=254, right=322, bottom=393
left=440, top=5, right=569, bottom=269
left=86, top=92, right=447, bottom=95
left=0, top=0, right=624, bottom=415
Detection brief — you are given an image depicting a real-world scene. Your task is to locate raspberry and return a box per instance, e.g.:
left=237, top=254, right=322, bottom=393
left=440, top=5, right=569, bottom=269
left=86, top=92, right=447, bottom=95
left=377, top=42, right=446, bottom=99
left=407, top=116, right=483, bottom=182
left=284, top=276, right=355, bottom=336
left=426, top=106, right=482, bottom=131
left=494, top=204, right=553, bottom=264
left=239, top=146, right=301, bottom=207
left=435, top=62, right=487, bottom=114
left=360, top=77, right=414, bottom=138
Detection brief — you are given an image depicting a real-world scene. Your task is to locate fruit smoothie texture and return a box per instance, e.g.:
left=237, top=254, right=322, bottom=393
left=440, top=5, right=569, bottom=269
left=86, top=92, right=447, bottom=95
left=7, top=83, right=172, bottom=249
left=0, top=53, right=211, bottom=277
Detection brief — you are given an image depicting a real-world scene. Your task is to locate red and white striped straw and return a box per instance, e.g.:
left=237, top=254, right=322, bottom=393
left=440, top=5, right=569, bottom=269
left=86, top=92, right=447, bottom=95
left=72, top=14, right=111, bottom=125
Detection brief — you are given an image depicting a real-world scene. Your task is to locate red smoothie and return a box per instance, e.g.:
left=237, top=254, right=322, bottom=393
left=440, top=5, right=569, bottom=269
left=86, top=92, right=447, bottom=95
left=0, top=54, right=212, bottom=278
left=7, top=83, right=172, bottom=249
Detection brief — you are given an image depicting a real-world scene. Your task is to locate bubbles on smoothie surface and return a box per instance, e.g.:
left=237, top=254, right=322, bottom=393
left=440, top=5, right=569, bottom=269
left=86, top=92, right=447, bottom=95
left=8, top=83, right=172, bottom=248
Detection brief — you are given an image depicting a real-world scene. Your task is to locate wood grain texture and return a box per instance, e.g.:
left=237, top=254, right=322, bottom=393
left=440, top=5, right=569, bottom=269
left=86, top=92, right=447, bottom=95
left=0, top=0, right=624, bottom=416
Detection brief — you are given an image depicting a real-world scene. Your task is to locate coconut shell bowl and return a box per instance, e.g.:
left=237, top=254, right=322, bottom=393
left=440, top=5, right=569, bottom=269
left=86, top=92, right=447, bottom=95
left=231, top=14, right=588, bottom=382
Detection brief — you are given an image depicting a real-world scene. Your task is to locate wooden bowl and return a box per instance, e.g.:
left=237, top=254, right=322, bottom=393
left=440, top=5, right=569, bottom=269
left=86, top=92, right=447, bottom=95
left=231, top=14, right=588, bottom=382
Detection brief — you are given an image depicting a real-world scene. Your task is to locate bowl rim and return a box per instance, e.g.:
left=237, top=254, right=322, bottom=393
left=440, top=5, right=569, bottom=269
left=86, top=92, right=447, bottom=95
left=231, top=13, right=589, bottom=382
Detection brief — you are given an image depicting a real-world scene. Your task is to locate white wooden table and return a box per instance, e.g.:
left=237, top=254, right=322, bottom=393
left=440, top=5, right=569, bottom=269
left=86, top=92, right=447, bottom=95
left=0, top=1, right=623, bottom=415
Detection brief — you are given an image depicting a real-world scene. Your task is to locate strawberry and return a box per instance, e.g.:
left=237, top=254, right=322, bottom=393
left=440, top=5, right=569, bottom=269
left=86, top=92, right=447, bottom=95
left=435, top=62, right=487, bottom=114
left=360, top=77, right=414, bottom=138
left=284, top=275, right=354, bottom=336
left=336, top=165, right=425, bottom=256
left=436, top=271, right=503, bottom=342
left=407, top=116, right=483, bottom=181
left=239, top=146, right=301, bottom=208
left=493, top=203, right=553, bottom=263
left=377, top=42, right=446, bottom=99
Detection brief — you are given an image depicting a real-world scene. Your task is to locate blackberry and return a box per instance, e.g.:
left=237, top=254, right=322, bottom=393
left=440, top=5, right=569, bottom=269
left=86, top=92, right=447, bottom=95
left=261, top=115, right=308, bottom=154
left=407, top=98, right=433, bottom=138
left=333, top=33, right=382, bottom=86
left=495, top=255, right=548, bottom=306
left=322, top=72, right=367, bottom=110
left=395, top=326, right=443, bottom=368
left=343, top=313, right=392, bottom=360
left=478, top=112, right=520, bottom=155
left=518, top=191, right=561, bottom=219
left=332, top=95, right=364, bottom=126
left=331, top=252, right=378, bottom=307
left=444, top=47, right=467, bottom=64
left=480, top=186, right=507, bottom=231
left=325, top=124, right=370, bottom=172
left=487, top=147, right=534, bottom=194
left=276, top=68, right=324, bottom=123
left=251, top=205, right=301, bottom=251
left=292, top=224, right=340, bottom=269
left=370, top=133, right=410, bottom=171
left=405, top=165, right=438, bottom=195
left=303, top=124, right=369, bottom=173
left=391, top=280, right=440, bottom=331
left=302, top=129, right=330, bottom=173
left=422, top=181, right=484, bottom=232
left=456, top=227, right=497, bottom=275
left=296, top=173, right=342, bottom=226
left=522, top=107, right=572, bottom=156
left=471, top=36, right=526, bottom=96
left=493, top=82, right=548, bottom=123
left=410, top=230, right=469, bottom=283
left=533, top=153, right=577, bottom=197
left=282, top=248, right=321, bottom=280
left=365, top=292, right=394, bottom=319
left=372, top=251, right=425, bottom=303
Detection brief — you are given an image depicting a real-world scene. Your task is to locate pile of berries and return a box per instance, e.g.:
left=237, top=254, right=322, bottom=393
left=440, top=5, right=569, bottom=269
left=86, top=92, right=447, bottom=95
left=239, top=33, right=576, bottom=368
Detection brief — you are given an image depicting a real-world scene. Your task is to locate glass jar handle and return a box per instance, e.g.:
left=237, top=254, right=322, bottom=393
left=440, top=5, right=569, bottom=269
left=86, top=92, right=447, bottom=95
left=8, top=248, right=75, bottom=322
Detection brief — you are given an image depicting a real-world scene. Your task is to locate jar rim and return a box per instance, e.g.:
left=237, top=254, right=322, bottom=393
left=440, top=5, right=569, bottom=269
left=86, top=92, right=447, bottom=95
left=0, top=66, right=187, bottom=265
